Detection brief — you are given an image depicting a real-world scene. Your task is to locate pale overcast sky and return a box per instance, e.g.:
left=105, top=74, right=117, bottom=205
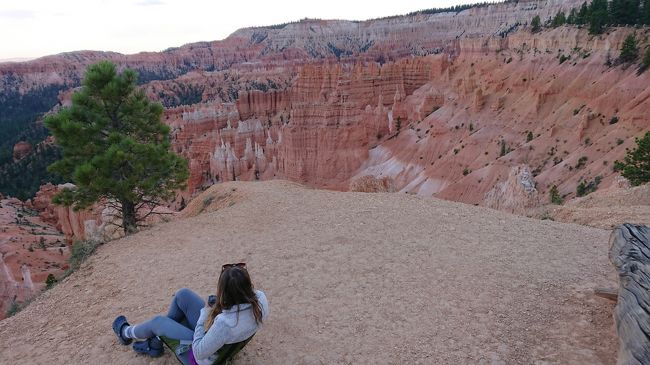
left=1, top=0, right=481, bottom=60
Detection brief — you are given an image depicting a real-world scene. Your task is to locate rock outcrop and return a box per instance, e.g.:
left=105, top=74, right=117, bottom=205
left=484, top=165, right=540, bottom=214
left=30, top=183, right=99, bottom=242
left=12, top=142, right=32, bottom=162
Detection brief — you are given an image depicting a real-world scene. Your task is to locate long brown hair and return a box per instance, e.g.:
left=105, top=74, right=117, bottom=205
left=204, top=266, right=263, bottom=330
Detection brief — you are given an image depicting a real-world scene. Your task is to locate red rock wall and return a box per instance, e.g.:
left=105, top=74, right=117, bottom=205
left=30, top=183, right=99, bottom=242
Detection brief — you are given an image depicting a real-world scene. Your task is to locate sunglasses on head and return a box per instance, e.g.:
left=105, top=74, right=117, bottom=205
left=221, top=262, right=246, bottom=272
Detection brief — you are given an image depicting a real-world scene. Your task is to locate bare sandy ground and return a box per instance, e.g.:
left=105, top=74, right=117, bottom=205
left=0, top=181, right=617, bottom=364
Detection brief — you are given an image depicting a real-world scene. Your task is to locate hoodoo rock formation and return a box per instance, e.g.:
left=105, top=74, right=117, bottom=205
left=0, top=195, right=70, bottom=319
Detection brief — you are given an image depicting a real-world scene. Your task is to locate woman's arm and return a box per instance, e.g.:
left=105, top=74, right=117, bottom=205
left=192, top=308, right=227, bottom=360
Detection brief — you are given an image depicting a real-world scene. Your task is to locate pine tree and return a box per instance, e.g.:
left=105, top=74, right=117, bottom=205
left=644, top=0, right=650, bottom=24
left=44, top=61, right=189, bottom=234
left=615, top=132, right=650, bottom=186
left=531, top=15, right=542, bottom=33
left=589, top=0, right=609, bottom=34
left=619, top=33, right=639, bottom=62
left=552, top=11, right=567, bottom=27
left=611, top=0, right=641, bottom=25
left=622, top=0, right=641, bottom=24
left=610, top=0, right=623, bottom=24
left=577, top=2, right=590, bottom=24
left=567, top=8, right=579, bottom=24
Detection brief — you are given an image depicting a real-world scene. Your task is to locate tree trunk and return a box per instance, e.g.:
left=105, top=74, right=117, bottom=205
left=609, top=223, right=650, bottom=365
left=121, top=199, right=137, bottom=235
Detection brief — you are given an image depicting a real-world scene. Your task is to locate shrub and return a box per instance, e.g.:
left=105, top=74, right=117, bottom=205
left=575, top=156, right=588, bottom=169
left=614, top=131, right=650, bottom=186
left=559, top=54, right=570, bottom=64
left=45, top=274, right=57, bottom=289
left=6, top=301, right=21, bottom=317
left=531, top=15, right=542, bottom=33
left=499, top=139, right=508, bottom=157
left=527, top=131, right=534, bottom=142
left=576, top=176, right=602, bottom=197
left=463, top=168, right=471, bottom=176
left=610, top=116, right=619, bottom=124
left=68, top=240, right=99, bottom=271
left=549, top=185, right=564, bottom=205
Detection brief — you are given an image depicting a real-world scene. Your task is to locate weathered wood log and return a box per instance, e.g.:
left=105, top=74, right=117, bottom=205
left=594, top=287, right=618, bottom=302
left=609, top=224, right=650, bottom=365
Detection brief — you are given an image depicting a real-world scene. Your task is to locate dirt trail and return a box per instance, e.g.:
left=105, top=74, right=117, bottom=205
left=0, top=181, right=617, bottom=364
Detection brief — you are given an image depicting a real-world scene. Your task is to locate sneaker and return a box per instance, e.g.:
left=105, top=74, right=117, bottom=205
left=112, top=315, right=132, bottom=345
left=132, top=336, right=164, bottom=357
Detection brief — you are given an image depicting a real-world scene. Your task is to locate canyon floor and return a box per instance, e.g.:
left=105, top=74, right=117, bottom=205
left=0, top=181, right=617, bottom=364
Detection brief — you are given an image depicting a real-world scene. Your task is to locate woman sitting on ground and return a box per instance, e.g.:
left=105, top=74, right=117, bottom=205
left=112, top=263, right=269, bottom=364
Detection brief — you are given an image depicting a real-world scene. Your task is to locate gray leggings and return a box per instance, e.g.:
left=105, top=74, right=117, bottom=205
left=133, top=288, right=205, bottom=341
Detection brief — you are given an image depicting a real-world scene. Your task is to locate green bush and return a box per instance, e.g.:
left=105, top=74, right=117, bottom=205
left=45, top=273, right=57, bottom=289
left=575, top=156, right=589, bottom=169
left=549, top=185, right=564, bottom=204
left=615, top=131, right=650, bottom=186
left=531, top=15, right=542, bottom=33
left=6, top=301, right=21, bottom=317
left=577, top=176, right=602, bottom=197
left=68, top=240, right=100, bottom=271
left=559, top=54, right=570, bottom=64
left=499, top=140, right=508, bottom=157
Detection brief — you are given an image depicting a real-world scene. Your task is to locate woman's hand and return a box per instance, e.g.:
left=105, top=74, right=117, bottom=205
left=207, top=295, right=217, bottom=307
